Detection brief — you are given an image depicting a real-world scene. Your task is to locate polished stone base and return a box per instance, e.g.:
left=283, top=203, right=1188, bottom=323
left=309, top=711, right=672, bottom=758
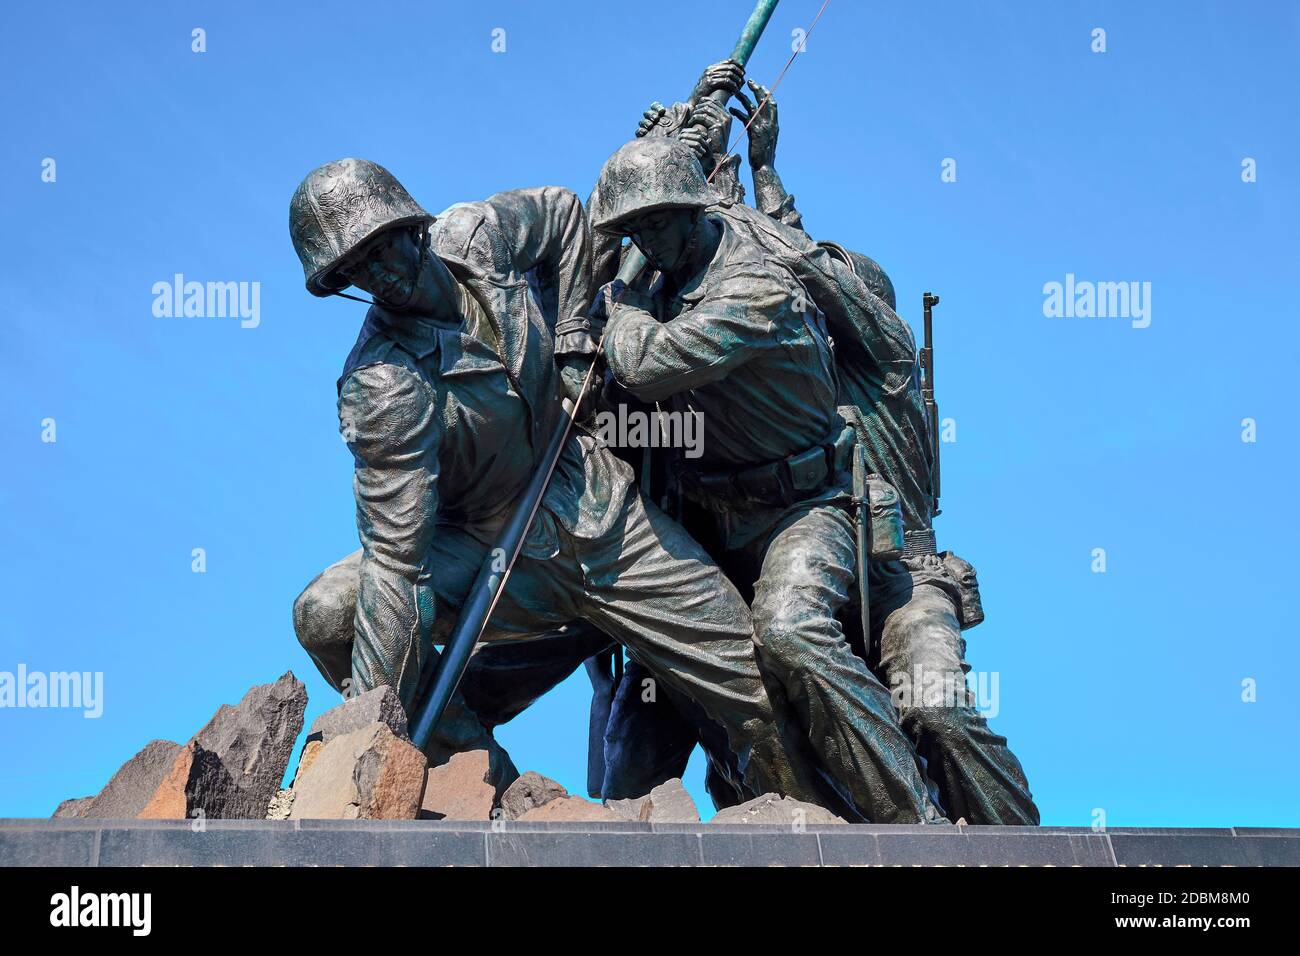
left=2, top=819, right=1297, bottom=867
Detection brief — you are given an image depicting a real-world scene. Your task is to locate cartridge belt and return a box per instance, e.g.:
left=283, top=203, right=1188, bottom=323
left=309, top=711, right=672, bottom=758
left=681, top=426, right=856, bottom=507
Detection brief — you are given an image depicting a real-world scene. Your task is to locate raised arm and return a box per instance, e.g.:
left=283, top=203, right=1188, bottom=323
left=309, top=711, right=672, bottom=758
left=730, top=79, right=805, bottom=233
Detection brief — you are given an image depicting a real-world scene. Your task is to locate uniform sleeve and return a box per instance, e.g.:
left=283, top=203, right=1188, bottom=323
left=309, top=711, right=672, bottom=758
left=603, top=266, right=795, bottom=402
left=749, top=166, right=913, bottom=389
left=753, top=163, right=806, bottom=235
left=338, top=361, right=441, bottom=708
left=479, top=186, right=598, bottom=357
left=822, top=256, right=918, bottom=393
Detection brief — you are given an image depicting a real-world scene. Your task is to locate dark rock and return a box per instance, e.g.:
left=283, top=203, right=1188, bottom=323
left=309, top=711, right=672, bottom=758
left=134, top=672, right=307, bottom=820
left=56, top=739, right=183, bottom=819
left=500, top=771, right=568, bottom=821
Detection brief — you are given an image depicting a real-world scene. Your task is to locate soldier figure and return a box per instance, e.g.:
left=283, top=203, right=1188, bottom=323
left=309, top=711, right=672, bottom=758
left=720, top=73, right=1040, bottom=825
left=589, top=137, right=944, bottom=824
left=287, top=158, right=831, bottom=805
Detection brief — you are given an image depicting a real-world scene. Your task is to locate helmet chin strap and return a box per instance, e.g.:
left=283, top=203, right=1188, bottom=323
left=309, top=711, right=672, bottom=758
left=329, top=289, right=380, bottom=306
left=329, top=224, right=432, bottom=310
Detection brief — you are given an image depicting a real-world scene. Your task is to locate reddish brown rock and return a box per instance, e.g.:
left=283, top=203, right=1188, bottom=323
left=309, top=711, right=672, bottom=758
left=53, top=739, right=183, bottom=819
left=517, top=795, right=618, bottom=823
left=420, top=750, right=497, bottom=821
left=136, top=744, right=196, bottom=820
left=290, top=722, right=427, bottom=820
left=292, top=739, right=324, bottom=786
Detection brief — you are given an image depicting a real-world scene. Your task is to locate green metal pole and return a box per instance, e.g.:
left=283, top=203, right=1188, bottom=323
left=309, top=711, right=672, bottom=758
left=730, top=0, right=781, bottom=67
left=615, top=0, right=782, bottom=286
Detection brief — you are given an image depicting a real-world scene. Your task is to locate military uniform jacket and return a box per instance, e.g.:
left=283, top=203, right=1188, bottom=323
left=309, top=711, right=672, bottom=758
left=336, top=187, right=634, bottom=692
left=602, top=212, right=841, bottom=472
left=711, top=202, right=936, bottom=534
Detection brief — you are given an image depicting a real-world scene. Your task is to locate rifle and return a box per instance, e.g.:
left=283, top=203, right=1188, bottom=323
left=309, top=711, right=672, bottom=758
left=920, top=291, right=941, bottom=518
left=851, top=444, right=872, bottom=653
left=409, top=0, right=783, bottom=752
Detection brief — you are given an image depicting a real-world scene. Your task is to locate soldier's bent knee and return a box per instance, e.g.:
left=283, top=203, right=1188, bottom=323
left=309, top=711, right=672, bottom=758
left=292, top=550, right=361, bottom=691
left=899, top=699, right=982, bottom=749
left=752, top=588, right=823, bottom=672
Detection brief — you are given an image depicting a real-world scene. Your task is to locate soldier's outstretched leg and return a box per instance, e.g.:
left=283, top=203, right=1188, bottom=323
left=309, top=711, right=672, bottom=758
left=873, top=559, right=1039, bottom=825
left=569, top=493, right=831, bottom=807
left=747, top=503, right=943, bottom=824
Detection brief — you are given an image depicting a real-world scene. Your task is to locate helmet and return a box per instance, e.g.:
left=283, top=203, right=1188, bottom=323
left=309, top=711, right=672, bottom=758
left=817, top=241, right=897, bottom=311
left=589, top=138, right=714, bottom=235
left=289, top=158, right=435, bottom=297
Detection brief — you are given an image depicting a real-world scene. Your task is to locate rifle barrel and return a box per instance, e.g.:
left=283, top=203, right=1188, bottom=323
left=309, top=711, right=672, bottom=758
left=922, top=292, right=941, bottom=516
left=410, top=398, right=573, bottom=750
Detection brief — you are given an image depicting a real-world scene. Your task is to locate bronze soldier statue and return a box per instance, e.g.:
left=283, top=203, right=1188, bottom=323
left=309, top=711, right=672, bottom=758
left=585, top=54, right=1037, bottom=824
left=287, top=158, right=831, bottom=805
left=723, top=78, right=1039, bottom=824
left=588, top=137, right=945, bottom=824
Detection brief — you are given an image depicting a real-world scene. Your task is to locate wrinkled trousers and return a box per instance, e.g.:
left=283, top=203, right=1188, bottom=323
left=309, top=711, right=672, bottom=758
left=713, top=499, right=942, bottom=823
left=870, top=557, right=1039, bottom=825
left=381, top=490, right=826, bottom=804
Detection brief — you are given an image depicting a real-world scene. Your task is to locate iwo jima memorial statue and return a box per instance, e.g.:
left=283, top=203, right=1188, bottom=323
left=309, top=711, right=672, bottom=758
left=51, top=0, right=1038, bottom=828
left=284, top=0, right=1038, bottom=827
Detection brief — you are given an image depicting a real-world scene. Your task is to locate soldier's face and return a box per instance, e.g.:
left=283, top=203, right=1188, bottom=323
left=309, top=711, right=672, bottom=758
left=625, top=209, right=698, bottom=272
left=342, top=228, right=422, bottom=306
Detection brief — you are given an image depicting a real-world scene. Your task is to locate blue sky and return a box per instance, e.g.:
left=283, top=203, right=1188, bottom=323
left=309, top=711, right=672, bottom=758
left=1, top=1, right=1297, bottom=825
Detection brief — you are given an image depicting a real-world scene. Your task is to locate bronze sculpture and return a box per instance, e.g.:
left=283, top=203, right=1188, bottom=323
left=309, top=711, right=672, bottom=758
left=586, top=56, right=1037, bottom=824
left=288, top=159, right=832, bottom=805
left=726, top=76, right=1039, bottom=824
left=287, top=0, right=1036, bottom=824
